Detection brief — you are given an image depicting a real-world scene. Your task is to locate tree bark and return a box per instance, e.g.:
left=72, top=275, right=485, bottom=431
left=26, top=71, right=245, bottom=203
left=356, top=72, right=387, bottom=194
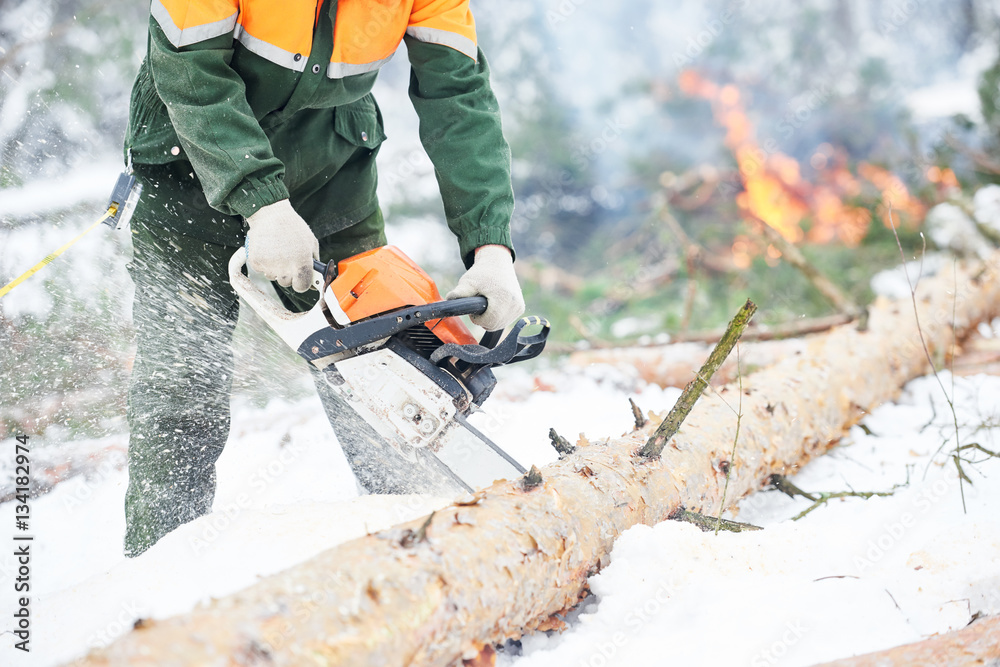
left=813, top=614, right=1000, bottom=667
left=77, top=254, right=1000, bottom=667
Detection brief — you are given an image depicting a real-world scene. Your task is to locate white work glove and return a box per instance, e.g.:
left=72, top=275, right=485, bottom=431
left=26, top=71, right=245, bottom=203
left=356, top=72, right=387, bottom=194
left=245, top=199, right=319, bottom=293
left=446, top=245, right=525, bottom=331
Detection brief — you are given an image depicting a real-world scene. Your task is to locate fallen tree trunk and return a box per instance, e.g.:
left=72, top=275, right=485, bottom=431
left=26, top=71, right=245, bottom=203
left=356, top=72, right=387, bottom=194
left=567, top=336, right=810, bottom=388
left=814, top=614, right=1000, bottom=666
left=80, top=255, right=1000, bottom=667
left=548, top=312, right=853, bottom=355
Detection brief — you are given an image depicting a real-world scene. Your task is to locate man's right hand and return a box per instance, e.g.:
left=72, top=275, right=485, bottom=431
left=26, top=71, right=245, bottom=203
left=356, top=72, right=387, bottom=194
left=245, top=199, right=319, bottom=293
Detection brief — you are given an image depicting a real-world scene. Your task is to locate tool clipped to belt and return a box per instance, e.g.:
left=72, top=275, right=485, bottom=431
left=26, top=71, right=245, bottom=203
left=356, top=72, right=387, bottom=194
left=0, top=170, right=141, bottom=299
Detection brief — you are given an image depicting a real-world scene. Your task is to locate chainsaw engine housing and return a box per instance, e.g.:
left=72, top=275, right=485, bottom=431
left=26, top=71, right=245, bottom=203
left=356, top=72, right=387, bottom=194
left=321, top=246, right=498, bottom=409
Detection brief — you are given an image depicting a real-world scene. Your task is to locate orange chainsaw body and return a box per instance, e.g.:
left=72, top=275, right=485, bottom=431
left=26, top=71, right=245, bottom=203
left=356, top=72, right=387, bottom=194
left=328, top=246, right=477, bottom=346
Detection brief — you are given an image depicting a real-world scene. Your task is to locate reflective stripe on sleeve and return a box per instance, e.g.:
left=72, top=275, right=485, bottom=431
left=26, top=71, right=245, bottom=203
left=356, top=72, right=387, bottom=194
left=234, top=25, right=308, bottom=72
left=151, top=0, right=238, bottom=48
left=405, top=26, right=477, bottom=60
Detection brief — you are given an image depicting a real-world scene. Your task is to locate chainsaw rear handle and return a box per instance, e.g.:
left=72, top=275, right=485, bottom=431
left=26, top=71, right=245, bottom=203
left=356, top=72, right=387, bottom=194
left=229, top=250, right=333, bottom=353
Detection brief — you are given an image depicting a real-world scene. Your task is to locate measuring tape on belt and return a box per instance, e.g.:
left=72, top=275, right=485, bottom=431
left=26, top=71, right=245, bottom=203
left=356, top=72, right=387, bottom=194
left=0, top=172, right=141, bottom=300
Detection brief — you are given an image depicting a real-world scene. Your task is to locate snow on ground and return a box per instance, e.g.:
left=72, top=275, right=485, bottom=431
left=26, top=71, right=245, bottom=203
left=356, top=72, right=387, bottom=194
left=0, top=356, right=998, bottom=666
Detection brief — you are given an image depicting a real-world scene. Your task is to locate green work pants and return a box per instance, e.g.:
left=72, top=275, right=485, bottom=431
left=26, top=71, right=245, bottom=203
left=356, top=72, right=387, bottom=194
left=123, top=162, right=385, bottom=557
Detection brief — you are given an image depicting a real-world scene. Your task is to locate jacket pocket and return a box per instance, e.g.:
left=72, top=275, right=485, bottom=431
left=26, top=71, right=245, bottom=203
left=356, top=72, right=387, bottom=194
left=333, top=94, right=387, bottom=152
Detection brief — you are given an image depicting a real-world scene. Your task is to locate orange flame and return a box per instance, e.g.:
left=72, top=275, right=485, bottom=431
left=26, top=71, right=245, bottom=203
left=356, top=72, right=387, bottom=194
left=679, top=70, right=924, bottom=254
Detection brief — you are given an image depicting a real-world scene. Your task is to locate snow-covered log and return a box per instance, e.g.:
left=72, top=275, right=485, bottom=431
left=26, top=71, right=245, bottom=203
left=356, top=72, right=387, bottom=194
left=78, top=254, right=1000, bottom=667
left=814, top=614, right=1000, bottom=666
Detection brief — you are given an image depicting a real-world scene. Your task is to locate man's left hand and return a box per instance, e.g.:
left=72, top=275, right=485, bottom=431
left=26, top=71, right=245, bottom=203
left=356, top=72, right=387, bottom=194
left=446, top=245, right=525, bottom=331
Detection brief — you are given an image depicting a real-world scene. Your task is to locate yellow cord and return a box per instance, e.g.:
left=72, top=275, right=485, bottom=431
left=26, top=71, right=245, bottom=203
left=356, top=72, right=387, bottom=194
left=0, top=208, right=113, bottom=299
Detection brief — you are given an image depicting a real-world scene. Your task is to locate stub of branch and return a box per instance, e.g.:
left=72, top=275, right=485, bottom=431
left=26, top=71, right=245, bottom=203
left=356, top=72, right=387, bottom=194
left=768, top=474, right=818, bottom=501
left=639, top=299, right=757, bottom=458
left=548, top=428, right=576, bottom=457
left=400, top=512, right=436, bottom=548
left=629, top=398, right=648, bottom=430
left=521, top=465, right=543, bottom=490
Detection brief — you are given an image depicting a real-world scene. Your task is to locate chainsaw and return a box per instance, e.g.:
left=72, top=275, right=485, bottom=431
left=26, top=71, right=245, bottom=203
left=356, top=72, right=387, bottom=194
left=228, top=246, right=550, bottom=496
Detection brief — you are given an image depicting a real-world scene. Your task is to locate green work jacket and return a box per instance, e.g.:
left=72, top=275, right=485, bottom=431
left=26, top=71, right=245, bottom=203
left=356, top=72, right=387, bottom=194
left=124, top=0, right=514, bottom=264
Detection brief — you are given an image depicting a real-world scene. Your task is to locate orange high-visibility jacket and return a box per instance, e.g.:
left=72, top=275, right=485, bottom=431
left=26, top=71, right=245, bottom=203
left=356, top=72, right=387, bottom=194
left=152, top=0, right=478, bottom=76
left=125, top=0, right=514, bottom=261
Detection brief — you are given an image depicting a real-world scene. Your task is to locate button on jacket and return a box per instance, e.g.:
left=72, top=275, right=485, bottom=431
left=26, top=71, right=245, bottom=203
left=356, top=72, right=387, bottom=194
left=125, top=0, right=514, bottom=263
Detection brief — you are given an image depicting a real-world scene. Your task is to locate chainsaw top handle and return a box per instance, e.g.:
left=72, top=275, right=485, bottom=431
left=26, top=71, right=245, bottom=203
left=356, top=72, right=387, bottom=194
left=234, top=251, right=547, bottom=367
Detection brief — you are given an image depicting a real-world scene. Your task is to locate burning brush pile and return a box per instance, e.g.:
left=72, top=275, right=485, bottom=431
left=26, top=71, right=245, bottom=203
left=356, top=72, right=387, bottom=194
left=677, top=70, right=928, bottom=264
left=547, top=63, right=1000, bottom=346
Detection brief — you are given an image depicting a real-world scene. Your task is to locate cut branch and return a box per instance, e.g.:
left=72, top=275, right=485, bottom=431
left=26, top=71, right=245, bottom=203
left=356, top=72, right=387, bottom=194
left=670, top=508, right=761, bottom=533
left=767, top=474, right=900, bottom=520
left=640, top=299, right=757, bottom=457
left=79, top=253, right=1000, bottom=667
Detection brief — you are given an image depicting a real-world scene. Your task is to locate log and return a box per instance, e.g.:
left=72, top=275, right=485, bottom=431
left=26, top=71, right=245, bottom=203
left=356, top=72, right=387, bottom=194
left=78, top=253, right=1000, bottom=667
left=813, top=614, right=1000, bottom=667
left=567, top=336, right=810, bottom=388
left=549, top=312, right=852, bottom=356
